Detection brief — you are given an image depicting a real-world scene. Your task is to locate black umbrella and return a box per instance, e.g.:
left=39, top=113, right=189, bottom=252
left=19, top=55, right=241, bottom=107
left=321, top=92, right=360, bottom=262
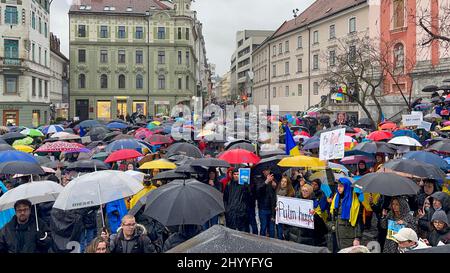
left=444, top=79, right=450, bottom=83
left=0, top=161, right=45, bottom=175
left=190, top=158, right=230, bottom=168
left=86, top=141, right=106, bottom=150
left=42, top=161, right=69, bottom=169
left=63, top=128, right=75, bottom=134
left=226, top=142, right=256, bottom=152
left=353, top=173, right=420, bottom=196
left=167, top=154, right=195, bottom=166
left=350, top=142, right=396, bottom=155
left=0, top=138, right=7, bottom=145
left=35, top=156, right=52, bottom=165
left=66, top=160, right=109, bottom=171
left=141, top=179, right=224, bottom=226
left=314, top=125, right=355, bottom=136
left=422, top=85, right=439, bottom=92
left=259, top=149, right=286, bottom=158
left=439, top=85, right=450, bottom=91
left=252, top=155, right=288, bottom=175
left=108, top=119, right=128, bottom=124
left=382, top=159, right=446, bottom=180
left=166, top=142, right=203, bottom=158
left=102, top=131, right=122, bottom=142
left=0, top=144, right=14, bottom=151
left=153, top=170, right=188, bottom=181
left=427, top=140, right=450, bottom=154
left=358, top=118, right=373, bottom=126
left=1, top=132, right=27, bottom=144
left=174, top=164, right=207, bottom=174
left=86, top=126, right=110, bottom=141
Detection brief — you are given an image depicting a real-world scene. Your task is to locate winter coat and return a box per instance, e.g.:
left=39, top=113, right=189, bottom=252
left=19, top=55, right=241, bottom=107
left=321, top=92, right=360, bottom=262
left=106, top=199, right=128, bottom=234
left=135, top=211, right=169, bottom=253
left=255, top=179, right=277, bottom=214
left=80, top=206, right=98, bottom=230
left=203, top=177, right=222, bottom=192
left=0, top=182, right=14, bottom=229
left=331, top=198, right=362, bottom=250
left=162, top=225, right=201, bottom=252
left=36, top=202, right=54, bottom=228
left=109, top=224, right=157, bottom=253
left=286, top=213, right=328, bottom=247
left=0, top=215, right=53, bottom=253
left=223, top=179, right=251, bottom=230
left=49, top=208, right=84, bottom=253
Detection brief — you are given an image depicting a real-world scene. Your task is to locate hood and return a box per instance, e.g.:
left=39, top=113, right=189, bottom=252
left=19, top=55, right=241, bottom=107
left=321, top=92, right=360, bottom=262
left=116, top=223, right=147, bottom=238
left=431, top=210, right=449, bottom=226
left=389, top=197, right=411, bottom=219
left=431, top=192, right=450, bottom=211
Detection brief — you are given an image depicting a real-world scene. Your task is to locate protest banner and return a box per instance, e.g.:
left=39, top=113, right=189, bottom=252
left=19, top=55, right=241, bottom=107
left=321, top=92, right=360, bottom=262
left=417, top=121, right=432, bottom=131
left=387, top=219, right=405, bottom=242
left=275, top=196, right=314, bottom=229
left=411, top=111, right=424, bottom=120
left=402, top=114, right=422, bottom=127
left=238, top=168, right=250, bottom=185
left=319, top=128, right=345, bottom=161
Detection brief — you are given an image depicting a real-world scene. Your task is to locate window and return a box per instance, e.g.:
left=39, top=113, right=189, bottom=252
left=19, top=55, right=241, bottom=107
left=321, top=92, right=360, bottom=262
left=313, top=54, right=319, bottom=70
left=273, top=87, right=276, bottom=98
left=298, top=84, right=303, bottom=96
left=100, top=74, right=108, bottom=88
left=100, top=50, right=108, bottom=63
left=329, top=25, right=336, bottom=39
left=285, top=61, right=289, bottom=74
left=393, top=0, right=405, bottom=28
left=349, top=17, right=356, bottom=33
left=178, top=27, right=182, bottom=39
left=39, top=47, right=41, bottom=64
left=78, top=25, right=86, bottom=37
left=297, top=58, right=303, bottom=72
left=136, top=50, right=143, bottom=64
left=135, top=27, right=143, bottom=39
left=158, top=51, right=165, bottom=64
left=158, top=75, right=165, bottom=89
left=4, top=75, right=18, bottom=94
left=118, top=26, right=126, bottom=39
left=186, top=76, right=189, bottom=89
left=285, top=86, right=290, bottom=97
left=394, top=43, right=405, bottom=74
left=118, top=75, right=125, bottom=89
left=39, top=17, right=42, bottom=33
left=272, top=45, right=276, bottom=56
left=186, top=51, right=190, bottom=67
left=44, top=23, right=48, bottom=37
left=79, top=74, right=86, bottom=89
left=272, top=64, right=276, bottom=77
left=100, top=26, right=108, bottom=38
left=186, top=28, right=189, bottom=40
left=132, top=101, right=146, bottom=115
left=349, top=45, right=356, bottom=63
left=329, top=50, right=336, bottom=66
left=32, top=110, right=40, bottom=127
left=32, top=78, right=36, bottom=96
left=297, top=36, right=302, bottom=48
left=158, top=27, right=165, bottom=39
left=38, top=79, right=42, bottom=96
left=32, top=12, right=35, bottom=29
left=44, top=50, right=47, bottom=66
left=178, top=77, right=182, bottom=89
left=78, top=49, right=86, bottom=63
left=44, top=81, right=48, bottom=97
left=285, top=41, right=289, bottom=52
left=313, top=31, right=319, bottom=44
left=136, top=75, right=143, bottom=89
left=4, top=39, right=18, bottom=63
left=32, top=43, right=35, bottom=61
left=178, top=51, right=182, bottom=64
left=5, top=6, right=18, bottom=25
left=278, top=43, right=282, bottom=55
left=313, top=82, right=319, bottom=95
left=97, top=101, right=111, bottom=120
left=118, top=50, right=126, bottom=63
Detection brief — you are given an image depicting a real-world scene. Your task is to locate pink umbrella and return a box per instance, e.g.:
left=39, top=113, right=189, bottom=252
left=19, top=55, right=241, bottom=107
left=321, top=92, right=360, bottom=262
left=134, top=128, right=153, bottom=140
left=340, top=155, right=375, bottom=165
left=443, top=121, right=450, bottom=126
left=36, top=141, right=86, bottom=153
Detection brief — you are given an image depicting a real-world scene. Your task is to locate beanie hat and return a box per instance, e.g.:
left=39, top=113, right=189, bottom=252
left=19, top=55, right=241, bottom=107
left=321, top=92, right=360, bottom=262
left=431, top=210, right=449, bottom=226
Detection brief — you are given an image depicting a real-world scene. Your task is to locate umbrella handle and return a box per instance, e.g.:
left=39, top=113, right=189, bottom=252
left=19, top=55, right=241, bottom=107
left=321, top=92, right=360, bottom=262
left=34, top=204, right=39, bottom=232
left=97, top=183, right=106, bottom=228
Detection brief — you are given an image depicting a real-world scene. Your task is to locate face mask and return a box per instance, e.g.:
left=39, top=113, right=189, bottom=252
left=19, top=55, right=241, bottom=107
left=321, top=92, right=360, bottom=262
left=424, top=207, right=430, bottom=213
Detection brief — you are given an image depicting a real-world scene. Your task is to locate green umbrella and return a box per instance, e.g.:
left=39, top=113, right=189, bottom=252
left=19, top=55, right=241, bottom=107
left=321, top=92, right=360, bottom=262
left=92, top=152, right=109, bottom=161
left=20, top=128, right=44, bottom=137
left=13, top=137, right=34, bottom=146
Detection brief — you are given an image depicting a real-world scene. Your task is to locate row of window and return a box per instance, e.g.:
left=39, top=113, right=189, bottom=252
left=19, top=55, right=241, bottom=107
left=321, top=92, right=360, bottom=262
left=78, top=25, right=190, bottom=40
left=31, top=43, right=48, bottom=67
left=3, top=6, right=48, bottom=38
left=31, top=77, right=48, bottom=97
left=31, top=10, right=48, bottom=37
left=264, top=83, right=319, bottom=99
left=77, top=74, right=190, bottom=90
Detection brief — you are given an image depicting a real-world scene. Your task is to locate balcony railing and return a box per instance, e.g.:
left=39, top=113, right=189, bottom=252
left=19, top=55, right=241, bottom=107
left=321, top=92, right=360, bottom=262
left=2, top=58, right=22, bottom=66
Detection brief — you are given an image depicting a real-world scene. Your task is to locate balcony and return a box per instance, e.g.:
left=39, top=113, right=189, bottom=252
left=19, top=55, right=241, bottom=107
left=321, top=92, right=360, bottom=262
left=2, top=58, right=22, bottom=66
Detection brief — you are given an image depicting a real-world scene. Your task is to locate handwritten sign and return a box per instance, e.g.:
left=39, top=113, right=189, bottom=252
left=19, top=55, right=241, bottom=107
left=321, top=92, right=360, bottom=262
left=275, top=196, right=314, bottom=229
left=417, top=121, right=432, bottom=132
left=238, top=168, right=250, bottom=185
left=387, top=219, right=405, bottom=242
left=402, top=115, right=422, bottom=127
left=319, top=128, right=345, bottom=161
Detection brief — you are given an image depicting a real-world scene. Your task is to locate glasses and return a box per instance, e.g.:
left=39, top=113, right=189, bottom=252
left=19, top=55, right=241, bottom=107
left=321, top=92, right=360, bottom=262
left=433, top=221, right=445, bottom=226
left=16, top=208, right=30, bottom=213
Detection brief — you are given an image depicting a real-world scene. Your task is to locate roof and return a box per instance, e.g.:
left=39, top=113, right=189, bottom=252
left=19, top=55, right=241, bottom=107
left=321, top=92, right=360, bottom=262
left=69, top=0, right=170, bottom=15
left=272, top=0, right=367, bottom=39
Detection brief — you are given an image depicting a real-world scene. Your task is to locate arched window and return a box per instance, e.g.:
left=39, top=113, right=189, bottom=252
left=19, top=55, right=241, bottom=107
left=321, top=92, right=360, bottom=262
left=78, top=74, right=86, bottom=89
left=394, top=43, right=404, bottom=74
left=100, top=74, right=108, bottom=89
left=118, top=74, right=126, bottom=89
left=158, top=75, right=165, bottom=89
left=136, top=74, right=143, bottom=89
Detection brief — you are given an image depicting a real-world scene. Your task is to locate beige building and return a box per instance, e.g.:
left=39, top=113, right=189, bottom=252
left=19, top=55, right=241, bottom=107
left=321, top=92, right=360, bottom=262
left=252, top=0, right=379, bottom=115
left=215, top=71, right=231, bottom=102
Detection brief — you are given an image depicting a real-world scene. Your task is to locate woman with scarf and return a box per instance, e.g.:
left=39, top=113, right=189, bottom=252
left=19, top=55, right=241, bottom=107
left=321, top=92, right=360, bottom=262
left=381, top=197, right=417, bottom=253
left=275, top=176, right=295, bottom=239
left=356, top=160, right=370, bottom=176
left=330, top=178, right=362, bottom=252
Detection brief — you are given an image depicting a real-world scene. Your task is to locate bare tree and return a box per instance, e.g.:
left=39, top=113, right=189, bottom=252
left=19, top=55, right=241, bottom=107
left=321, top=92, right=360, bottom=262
left=415, top=1, right=450, bottom=50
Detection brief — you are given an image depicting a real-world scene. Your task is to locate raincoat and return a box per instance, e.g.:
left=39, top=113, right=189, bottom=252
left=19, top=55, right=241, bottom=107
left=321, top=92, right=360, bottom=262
left=106, top=199, right=128, bottom=234
left=129, top=184, right=157, bottom=209
left=0, top=181, right=14, bottom=229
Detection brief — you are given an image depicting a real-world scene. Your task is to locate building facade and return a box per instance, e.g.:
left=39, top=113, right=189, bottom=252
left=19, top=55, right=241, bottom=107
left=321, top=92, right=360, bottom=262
left=49, top=33, right=69, bottom=120
left=215, top=71, right=231, bottom=103
left=69, top=0, right=208, bottom=120
left=0, top=0, right=52, bottom=127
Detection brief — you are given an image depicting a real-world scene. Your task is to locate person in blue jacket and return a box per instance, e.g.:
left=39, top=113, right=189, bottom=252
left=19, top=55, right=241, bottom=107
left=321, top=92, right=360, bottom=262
left=0, top=181, right=15, bottom=229
left=105, top=199, right=128, bottom=234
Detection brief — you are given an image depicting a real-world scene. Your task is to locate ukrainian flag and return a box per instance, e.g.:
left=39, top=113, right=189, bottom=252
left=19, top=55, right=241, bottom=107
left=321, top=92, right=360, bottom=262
left=284, top=125, right=301, bottom=156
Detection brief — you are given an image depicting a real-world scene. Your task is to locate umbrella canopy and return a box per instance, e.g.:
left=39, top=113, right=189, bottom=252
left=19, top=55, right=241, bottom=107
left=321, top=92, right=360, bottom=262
left=427, top=140, right=450, bottom=154
left=13, top=145, right=34, bottom=153
left=277, top=155, right=326, bottom=168
left=36, top=141, right=86, bottom=153
left=50, top=132, right=80, bottom=141
left=145, top=134, right=172, bottom=146
left=353, top=173, right=420, bottom=196
left=424, top=113, right=442, bottom=120
left=78, top=120, right=101, bottom=128
left=226, top=142, right=256, bottom=153
left=135, top=128, right=153, bottom=140
left=340, top=155, right=375, bottom=165
left=66, top=159, right=110, bottom=171
left=302, top=136, right=321, bottom=150
left=52, top=170, right=143, bottom=211
left=12, top=137, right=34, bottom=146
left=388, top=136, right=422, bottom=147
left=35, top=156, right=52, bottom=165
left=104, top=149, right=143, bottom=163
left=165, top=142, right=203, bottom=158
left=382, top=159, right=446, bottom=180
left=42, top=125, right=64, bottom=135
left=0, top=181, right=63, bottom=211
left=0, top=161, right=44, bottom=175
left=41, top=161, right=68, bottom=169
left=393, top=130, right=420, bottom=141
left=349, top=142, right=396, bottom=155
left=402, top=151, right=449, bottom=171
left=190, top=158, right=231, bottom=168
left=367, top=131, right=394, bottom=141
left=91, top=151, right=110, bottom=161
left=20, top=128, right=44, bottom=137
left=259, top=149, right=286, bottom=158
left=422, top=85, right=439, bottom=92
left=0, top=144, right=14, bottom=151
left=139, top=159, right=177, bottom=170
left=0, top=150, right=38, bottom=164
left=85, top=126, right=110, bottom=141
left=174, top=164, right=207, bottom=175
left=105, top=139, right=142, bottom=153
left=141, top=179, right=224, bottom=226
left=253, top=155, right=288, bottom=175
left=358, top=118, right=374, bottom=126
left=124, top=170, right=145, bottom=182
left=152, top=170, right=188, bottom=181
left=106, top=122, right=129, bottom=130
left=1, top=132, right=27, bottom=144
left=218, top=149, right=261, bottom=164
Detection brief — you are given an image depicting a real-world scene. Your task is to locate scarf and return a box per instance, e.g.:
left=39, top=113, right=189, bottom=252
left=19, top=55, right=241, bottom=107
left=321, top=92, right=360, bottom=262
left=277, top=188, right=288, bottom=197
left=331, top=178, right=360, bottom=226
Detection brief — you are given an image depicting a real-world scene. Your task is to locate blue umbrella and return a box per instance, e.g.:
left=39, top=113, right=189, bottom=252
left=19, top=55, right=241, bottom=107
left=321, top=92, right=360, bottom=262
left=0, top=150, right=39, bottom=164
left=393, top=130, right=420, bottom=141
left=106, top=139, right=142, bottom=153
left=414, top=103, right=432, bottom=111
left=445, top=157, right=450, bottom=165
left=42, top=125, right=64, bottom=134
left=106, top=122, right=128, bottom=130
left=403, top=151, right=449, bottom=171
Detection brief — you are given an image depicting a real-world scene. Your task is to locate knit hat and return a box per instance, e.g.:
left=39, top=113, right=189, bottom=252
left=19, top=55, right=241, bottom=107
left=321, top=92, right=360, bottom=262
left=431, top=210, right=449, bottom=226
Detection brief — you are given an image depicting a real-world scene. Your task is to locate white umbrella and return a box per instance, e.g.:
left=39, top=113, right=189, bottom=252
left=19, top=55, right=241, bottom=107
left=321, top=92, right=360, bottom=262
left=424, top=113, right=441, bottom=120
left=52, top=170, right=144, bottom=226
left=388, top=136, right=422, bottom=147
left=124, top=170, right=145, bottom=182
left=50, top=132, right=81, bottom=140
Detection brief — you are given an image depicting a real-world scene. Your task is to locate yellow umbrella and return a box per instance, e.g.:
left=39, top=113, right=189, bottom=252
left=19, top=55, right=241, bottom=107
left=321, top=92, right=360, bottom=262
left=139, top=159, right=176, bottom=170
left=277, top=155, right=326, bottom=168
left=151, top=121, right=161, bottom=126
left=13, top=145, right=34, bottom=153
left=440, top=126, right=450, bottom=131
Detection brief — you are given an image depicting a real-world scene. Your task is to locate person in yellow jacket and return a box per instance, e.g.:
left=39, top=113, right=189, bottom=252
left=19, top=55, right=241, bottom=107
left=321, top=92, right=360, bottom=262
left=129, top=175, right=157, bottom=209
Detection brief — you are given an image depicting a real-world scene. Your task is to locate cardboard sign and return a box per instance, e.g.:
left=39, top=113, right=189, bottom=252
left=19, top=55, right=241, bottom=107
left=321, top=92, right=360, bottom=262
left=276, top=196, right=315, bottom=229
left=387, top=219, right=405, bottom=242
left=319, top=128, right=345, bottom=161
left=238, top=168, right=250, bottom=185
left=417, top=121, right=432, bottom=132
left=402, top=115, right=422, bottom=127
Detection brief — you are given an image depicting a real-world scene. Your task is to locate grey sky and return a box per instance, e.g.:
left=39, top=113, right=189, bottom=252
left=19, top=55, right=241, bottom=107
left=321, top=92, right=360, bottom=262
left=50, top=0, right=315, bottom=76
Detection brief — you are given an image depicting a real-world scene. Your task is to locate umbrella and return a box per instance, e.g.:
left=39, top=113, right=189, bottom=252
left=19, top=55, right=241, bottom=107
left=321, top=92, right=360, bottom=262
left=190, top=158, right=231, bottom=168
left=169, top=155, right=195, bottom=167
left=85, top=126, right=110, bottom=141
left=50, top=132, right=81, bottom=140
left=218, top=149, right=261, bottom=164
left=66, top=160, right=110, bottom=171
left=340, top=155, right=375, bottom=165
left=0, top=144, right=14, bottom=151
left=0, top=150, right=38, bottom=164
left=63, top=128, right=75, bottom=134
left=52, top=170, right=144, bottom=226
left=422, top=85, right=439, bottom=92
left=327, top=162, right=350, bottom=175
left=315, top=125, right=355, bottom=136
left=424, top=113, right=441, bottom=120
left=259, top=149, right=286, bottom=158
left=36, top=141, right=86, bottom=153
left=78, top=120, right=101, bottom=128
left=112, top=134, right=135, bottom=141
left=12, top=137, right=34, bottom=146
left=174, top=164, right=207, bottom=175
left=20, top=128, right=44, bottom=137
left=226, top=142, right=256, bottom=153
left=13, top=145, right=34, bottom=153
left=353, top=173, right=420, bottom=196
left=427, top=140, right=450, bottom=154
left=105, top=139, right=142, bottom=153
left=440, top=126, right=450, bottom=132
left=165, top=142, right=203, bottom=158
left=388, top=136, right=422, bottom=147
left=252, top=155, right=288, bottom=175
left=42, top=161, right=69, bottom=169
left=0, top=161, right=44, bottom=175
left=42, top=125, right=64, bottom=135
left=379, top=122, right=398, bottom=131
left=104, top=149, right=143, bottom=163
left=393, top=130, right=420, bottom=141
left=382, top=159, right=446, bottom=180
left=152, top=170, right=188, bottom=181
left=358, top=118, right=374, bottom=127
left=402, top=151, right=449, bottom=171
left=302, top=136, right=320, bottom=150
left=101, top=131, right=122, bottom=142
left=108, top=119, right=128, bottom=124
left=277, top=156, right=325, bottom=168
left=1, top=132, right=27, bottom=144
left=145, top=134, right=173, bottom=146
left=106, top=122, right=129, bottom=130
left=414, top=103, right=432, bottom=110
left=140, top=179, right=224, bottom=226
left=91, top=151, right=110, bottom=161
left=124, top=170, right=145, bottom=182
left=139, top=159, right=177, bottom=170
left=35, top=156, right=52, bottom=165
left=349, top=142, right=396, bottom=155
left=135, top=128, right=153, bottom=140
left=367, top=131, right=394, bottom=141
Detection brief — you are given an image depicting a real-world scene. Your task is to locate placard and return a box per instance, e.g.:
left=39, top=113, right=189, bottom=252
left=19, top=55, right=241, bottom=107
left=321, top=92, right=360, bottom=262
left=275, top=196, right=314, bottom=229
left=402, top=115, right=422, bottom=127
left=417, top=121, right=432, bottom=132
left=319, top=128, right=345, bottom=161
left=238, top=168, right=250, bottom=185
left=387, top=219, right=405, bottom=242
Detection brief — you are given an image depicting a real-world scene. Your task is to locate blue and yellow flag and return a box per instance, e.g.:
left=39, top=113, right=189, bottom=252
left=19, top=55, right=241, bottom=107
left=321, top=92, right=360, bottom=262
left=284, top=125, right=301, bottom=156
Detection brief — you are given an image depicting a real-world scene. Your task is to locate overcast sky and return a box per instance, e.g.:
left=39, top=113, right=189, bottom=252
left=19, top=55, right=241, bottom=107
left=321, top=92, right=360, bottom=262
left=50, top=0, right=315, bottom=76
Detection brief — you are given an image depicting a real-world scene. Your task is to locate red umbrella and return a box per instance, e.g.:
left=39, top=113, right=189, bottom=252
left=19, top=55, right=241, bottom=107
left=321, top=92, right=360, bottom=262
left=218, top=149, right=261, bottom=164
left=298, top=131, right=311, bottom=137
left=367, top=131, right=394, bottom=141
left=145, top=134, right=173, bottom=146
left=36, top=141, right=85, bottom=153
left=379, top=122, right=397, bottom=131
left=135, top=128, right=153, bottom=140
left=104, top=149, right=143, bottom=163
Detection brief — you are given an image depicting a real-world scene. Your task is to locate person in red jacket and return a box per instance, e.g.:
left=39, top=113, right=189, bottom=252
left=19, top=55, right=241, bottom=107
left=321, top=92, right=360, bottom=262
left=220, top=167, right=233, bottom=193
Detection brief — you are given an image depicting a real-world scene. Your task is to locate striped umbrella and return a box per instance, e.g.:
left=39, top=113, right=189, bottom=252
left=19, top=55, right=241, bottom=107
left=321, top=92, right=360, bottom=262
left=42, top=125, right=64, bottom=134
left=35, top=141, right=86, bottom=153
